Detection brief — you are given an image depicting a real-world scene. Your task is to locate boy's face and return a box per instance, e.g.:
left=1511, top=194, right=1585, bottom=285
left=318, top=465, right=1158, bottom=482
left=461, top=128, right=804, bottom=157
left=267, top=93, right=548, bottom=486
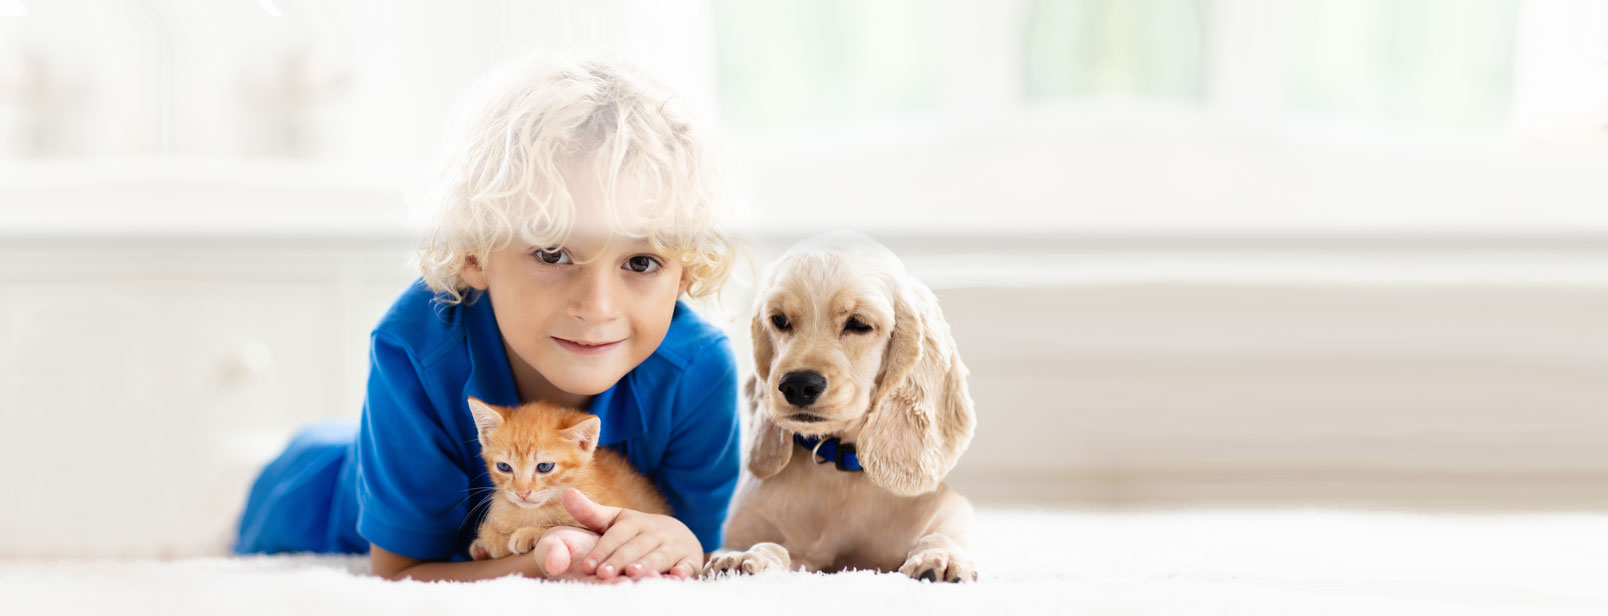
left=462, top=227, right=686, bottom=403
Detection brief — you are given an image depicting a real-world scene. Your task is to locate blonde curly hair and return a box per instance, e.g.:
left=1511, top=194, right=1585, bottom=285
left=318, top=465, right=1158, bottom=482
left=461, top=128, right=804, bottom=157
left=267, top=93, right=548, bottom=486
left=417, top=55, right=735, bottom=305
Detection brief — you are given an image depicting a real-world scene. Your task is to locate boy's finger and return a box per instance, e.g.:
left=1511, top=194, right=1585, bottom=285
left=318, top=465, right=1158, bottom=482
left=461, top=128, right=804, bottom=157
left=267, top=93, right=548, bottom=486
left=562, top=488, right=623, bottom=534
left=597, top=535, right=664, bottom=580
left=543, top=540, right=570, bottom=577
left=532, top=531, right=581, bottom=578
left=668, top=556, right=702, bottom=579
left=627, top=548, right=680, bottom=579
left=580, top=523, right=636, bottom=575
left=624, top=559, right=664, bottom=581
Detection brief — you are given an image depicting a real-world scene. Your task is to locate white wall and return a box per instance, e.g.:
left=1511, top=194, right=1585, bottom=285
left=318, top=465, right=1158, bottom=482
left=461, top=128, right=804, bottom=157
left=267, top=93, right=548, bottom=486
left=2, top=152, right=1606, bottom=559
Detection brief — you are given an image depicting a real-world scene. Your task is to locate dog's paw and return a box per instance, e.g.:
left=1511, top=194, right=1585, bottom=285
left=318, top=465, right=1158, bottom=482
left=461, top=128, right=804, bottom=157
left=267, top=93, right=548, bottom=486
left=507, top=527, right=543, bottom=556
left=703, top=542, right=791, bottom=577
left=899, top=547, right=978, bottom=583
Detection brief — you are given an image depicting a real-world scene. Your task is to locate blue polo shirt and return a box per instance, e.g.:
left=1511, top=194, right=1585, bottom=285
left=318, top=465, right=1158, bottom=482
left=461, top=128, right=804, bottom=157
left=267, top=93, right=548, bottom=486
left=234, top=280, right=740, bottom=560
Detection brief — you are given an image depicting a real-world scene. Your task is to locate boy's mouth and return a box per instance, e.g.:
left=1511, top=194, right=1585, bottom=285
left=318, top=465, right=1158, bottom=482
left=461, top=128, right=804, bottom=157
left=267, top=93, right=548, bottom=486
left=553, top=337, right=623, bottom=355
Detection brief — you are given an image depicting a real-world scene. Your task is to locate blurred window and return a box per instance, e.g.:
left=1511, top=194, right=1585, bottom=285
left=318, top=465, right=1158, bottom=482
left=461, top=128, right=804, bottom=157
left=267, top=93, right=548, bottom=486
left=711, top=0, right=943, bottom=131
left=1023, top=0, right=1209, bottom=102
left=1283, top=0, right=1519, bottom=132
left=713, top=0, right=1526, bottom=137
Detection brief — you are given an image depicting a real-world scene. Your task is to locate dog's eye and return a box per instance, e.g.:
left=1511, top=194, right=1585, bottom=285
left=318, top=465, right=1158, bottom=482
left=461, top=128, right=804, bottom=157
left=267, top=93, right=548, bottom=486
left=844, top=317, right=873, bottom=334
left=771, top=314, right=791, bottom=331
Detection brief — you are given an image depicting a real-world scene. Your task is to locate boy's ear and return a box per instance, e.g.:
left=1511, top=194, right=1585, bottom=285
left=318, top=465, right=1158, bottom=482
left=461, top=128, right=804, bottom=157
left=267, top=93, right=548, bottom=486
left=466, top=397, right=505, bottom=445
left=561, top=416, right=602, bottom=454
left=461, top=255, right=489, bottom=290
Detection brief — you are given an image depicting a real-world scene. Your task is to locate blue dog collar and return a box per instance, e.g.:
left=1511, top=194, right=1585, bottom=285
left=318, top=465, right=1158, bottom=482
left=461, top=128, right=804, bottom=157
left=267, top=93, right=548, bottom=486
left=794, top=433, right=863, bottom=472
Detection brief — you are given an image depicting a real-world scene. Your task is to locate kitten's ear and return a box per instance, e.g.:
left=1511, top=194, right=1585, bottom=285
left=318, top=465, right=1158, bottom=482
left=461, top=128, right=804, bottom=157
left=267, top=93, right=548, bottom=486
left=466, top=397, right=506, bottom=445
left=562, top=416, right=602, bottom=454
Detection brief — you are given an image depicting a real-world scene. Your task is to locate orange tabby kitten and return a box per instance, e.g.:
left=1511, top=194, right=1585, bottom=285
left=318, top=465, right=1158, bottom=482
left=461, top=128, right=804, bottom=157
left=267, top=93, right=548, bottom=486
left=466, top=397, right=670, bottom=560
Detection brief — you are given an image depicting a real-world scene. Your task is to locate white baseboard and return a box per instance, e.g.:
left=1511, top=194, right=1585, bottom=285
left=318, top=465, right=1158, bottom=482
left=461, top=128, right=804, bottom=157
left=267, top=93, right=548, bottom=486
left=946, top=467, right=1608, bottom=510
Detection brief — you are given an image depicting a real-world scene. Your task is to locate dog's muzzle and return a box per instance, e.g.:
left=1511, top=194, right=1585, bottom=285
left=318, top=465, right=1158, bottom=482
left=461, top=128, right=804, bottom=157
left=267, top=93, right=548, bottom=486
left=778, top=370, right=827, bottom=407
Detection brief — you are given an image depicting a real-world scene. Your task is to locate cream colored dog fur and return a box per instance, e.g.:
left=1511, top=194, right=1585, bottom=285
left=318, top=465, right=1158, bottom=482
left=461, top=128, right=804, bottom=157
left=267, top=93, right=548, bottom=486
left=708, top=232, right=978, bottom=582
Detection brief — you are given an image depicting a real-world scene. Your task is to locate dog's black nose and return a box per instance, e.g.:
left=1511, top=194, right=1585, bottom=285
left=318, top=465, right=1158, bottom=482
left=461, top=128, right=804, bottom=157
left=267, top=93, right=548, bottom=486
left=778, top=371, right=827, bottom=407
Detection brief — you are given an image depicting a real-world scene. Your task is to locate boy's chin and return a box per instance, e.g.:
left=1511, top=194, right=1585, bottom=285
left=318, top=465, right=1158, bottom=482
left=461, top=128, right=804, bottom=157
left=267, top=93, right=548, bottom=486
left=552, top=372, right=626, bottom=398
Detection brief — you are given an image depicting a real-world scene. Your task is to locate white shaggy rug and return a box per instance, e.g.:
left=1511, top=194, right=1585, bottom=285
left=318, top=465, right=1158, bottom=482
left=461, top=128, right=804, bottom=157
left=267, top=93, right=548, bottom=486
left=5, top=509, right=1607, bottom=616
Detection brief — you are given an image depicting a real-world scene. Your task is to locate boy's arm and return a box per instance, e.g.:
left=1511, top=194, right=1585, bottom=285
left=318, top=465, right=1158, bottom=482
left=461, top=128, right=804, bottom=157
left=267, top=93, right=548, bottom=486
left=371, top=543, right=540, bottom=582
left=652, top=338, right=742, bottom=550
left=372, top=524, right=611, bottom=582
left=359, top=332, right=541, bottom=577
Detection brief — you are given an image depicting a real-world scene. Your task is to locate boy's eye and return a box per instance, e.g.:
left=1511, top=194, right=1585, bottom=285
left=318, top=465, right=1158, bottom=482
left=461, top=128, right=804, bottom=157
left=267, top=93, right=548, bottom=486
left=771, top=314, right=791, bottom=331
left=844, top=317, right=873, bottom=334
left=536, top=462, right=554, bottom=473
left=624, top=255, right=661, bottom=274
left=533, top=247, right=571, bottom=265
left=495, top=462, right=512, bottom=473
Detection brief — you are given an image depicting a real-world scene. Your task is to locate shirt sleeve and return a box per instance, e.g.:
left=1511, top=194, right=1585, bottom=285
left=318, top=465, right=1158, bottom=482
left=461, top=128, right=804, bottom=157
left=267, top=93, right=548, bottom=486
left=354, top=333, right=470, bottom=560
left=655, top=337, right=741, bottom=553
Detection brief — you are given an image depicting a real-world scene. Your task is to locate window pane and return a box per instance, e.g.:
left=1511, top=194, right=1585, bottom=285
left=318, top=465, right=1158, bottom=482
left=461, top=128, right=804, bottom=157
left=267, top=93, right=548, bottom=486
left=1024, top=0, right=1209, bottom=102
left=712, top=0, right=943, bottom=131
left=1283, top=0, right=1519, bottom=132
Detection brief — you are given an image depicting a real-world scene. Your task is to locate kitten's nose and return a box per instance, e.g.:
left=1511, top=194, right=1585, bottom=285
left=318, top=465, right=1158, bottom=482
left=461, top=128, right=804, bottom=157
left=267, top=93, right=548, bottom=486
left=516, top=490, right=532, bottom=500
left=778, top=371, right=827, bottom=407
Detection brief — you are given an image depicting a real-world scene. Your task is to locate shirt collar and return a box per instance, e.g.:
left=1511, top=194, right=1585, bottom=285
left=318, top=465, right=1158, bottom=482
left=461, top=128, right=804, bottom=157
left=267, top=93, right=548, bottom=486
left=461, top=289, right=645, bottom=446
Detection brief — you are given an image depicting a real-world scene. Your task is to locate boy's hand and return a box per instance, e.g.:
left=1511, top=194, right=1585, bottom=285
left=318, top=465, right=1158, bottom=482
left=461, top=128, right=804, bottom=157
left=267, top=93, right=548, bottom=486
left=561, top=488, right=702, bottom=580
left=531, top=525, right=629, bottom=583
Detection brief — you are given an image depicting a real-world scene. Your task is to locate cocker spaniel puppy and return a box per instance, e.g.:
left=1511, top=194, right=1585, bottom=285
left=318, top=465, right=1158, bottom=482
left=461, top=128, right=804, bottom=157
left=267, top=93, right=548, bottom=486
left=708, top=232, right=978, bottom=582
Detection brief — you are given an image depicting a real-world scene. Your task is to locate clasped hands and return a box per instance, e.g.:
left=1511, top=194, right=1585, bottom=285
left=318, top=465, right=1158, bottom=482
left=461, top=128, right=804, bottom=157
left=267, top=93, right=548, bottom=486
left=476, top=488, right=704, bottom=582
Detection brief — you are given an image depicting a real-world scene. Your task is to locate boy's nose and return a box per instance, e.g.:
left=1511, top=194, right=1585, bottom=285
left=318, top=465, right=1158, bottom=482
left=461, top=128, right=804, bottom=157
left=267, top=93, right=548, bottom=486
left=570, top=266, right=622, bottom=323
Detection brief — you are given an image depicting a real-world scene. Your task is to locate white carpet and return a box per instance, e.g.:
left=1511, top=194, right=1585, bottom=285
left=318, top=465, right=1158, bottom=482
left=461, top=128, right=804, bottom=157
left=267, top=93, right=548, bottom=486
left=5, top=509, right=1607, bottom=616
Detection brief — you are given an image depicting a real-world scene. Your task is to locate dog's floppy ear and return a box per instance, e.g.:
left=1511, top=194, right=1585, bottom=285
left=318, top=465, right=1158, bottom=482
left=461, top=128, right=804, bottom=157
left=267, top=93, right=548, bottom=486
left=858, top=275, right=976, bottom=495
left=744, top=375, right=792, bottom=478
left=745, top=312, right=791, bottom=478
left=750, top=307, right=775, bottom=386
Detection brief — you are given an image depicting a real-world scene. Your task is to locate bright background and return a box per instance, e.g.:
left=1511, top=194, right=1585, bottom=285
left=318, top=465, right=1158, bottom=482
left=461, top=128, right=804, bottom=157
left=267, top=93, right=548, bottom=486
left=1, top=0, right=1606, bottom=559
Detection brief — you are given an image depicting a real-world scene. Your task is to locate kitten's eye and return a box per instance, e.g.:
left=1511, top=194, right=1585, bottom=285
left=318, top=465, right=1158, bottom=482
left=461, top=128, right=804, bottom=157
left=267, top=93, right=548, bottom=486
left=536, top=462, right=554, bottom=473
left=532, top=247, right=571, bottom=265
left=495, top=462, right=512, bottom=473
left=770, top=313, right=791, bottom=331
left=844, top=317, right=873, bottom=334
left=624, top=255, right=662, bottom=274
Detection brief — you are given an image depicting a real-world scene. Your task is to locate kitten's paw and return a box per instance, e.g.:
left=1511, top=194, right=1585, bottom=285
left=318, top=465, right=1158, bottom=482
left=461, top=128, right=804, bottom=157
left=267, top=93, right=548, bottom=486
left=507, top=527, right=544, bottom=556
left=469, top=539, right=491, bottom=561
left=899, top=546, right=978, bottom=583
left=704, top=542, right=790, bottom=578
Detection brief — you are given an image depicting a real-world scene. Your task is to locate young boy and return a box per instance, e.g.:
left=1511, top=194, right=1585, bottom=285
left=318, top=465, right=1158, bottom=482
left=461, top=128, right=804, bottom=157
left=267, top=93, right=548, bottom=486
left=234, top=56, right=740, bottom=583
